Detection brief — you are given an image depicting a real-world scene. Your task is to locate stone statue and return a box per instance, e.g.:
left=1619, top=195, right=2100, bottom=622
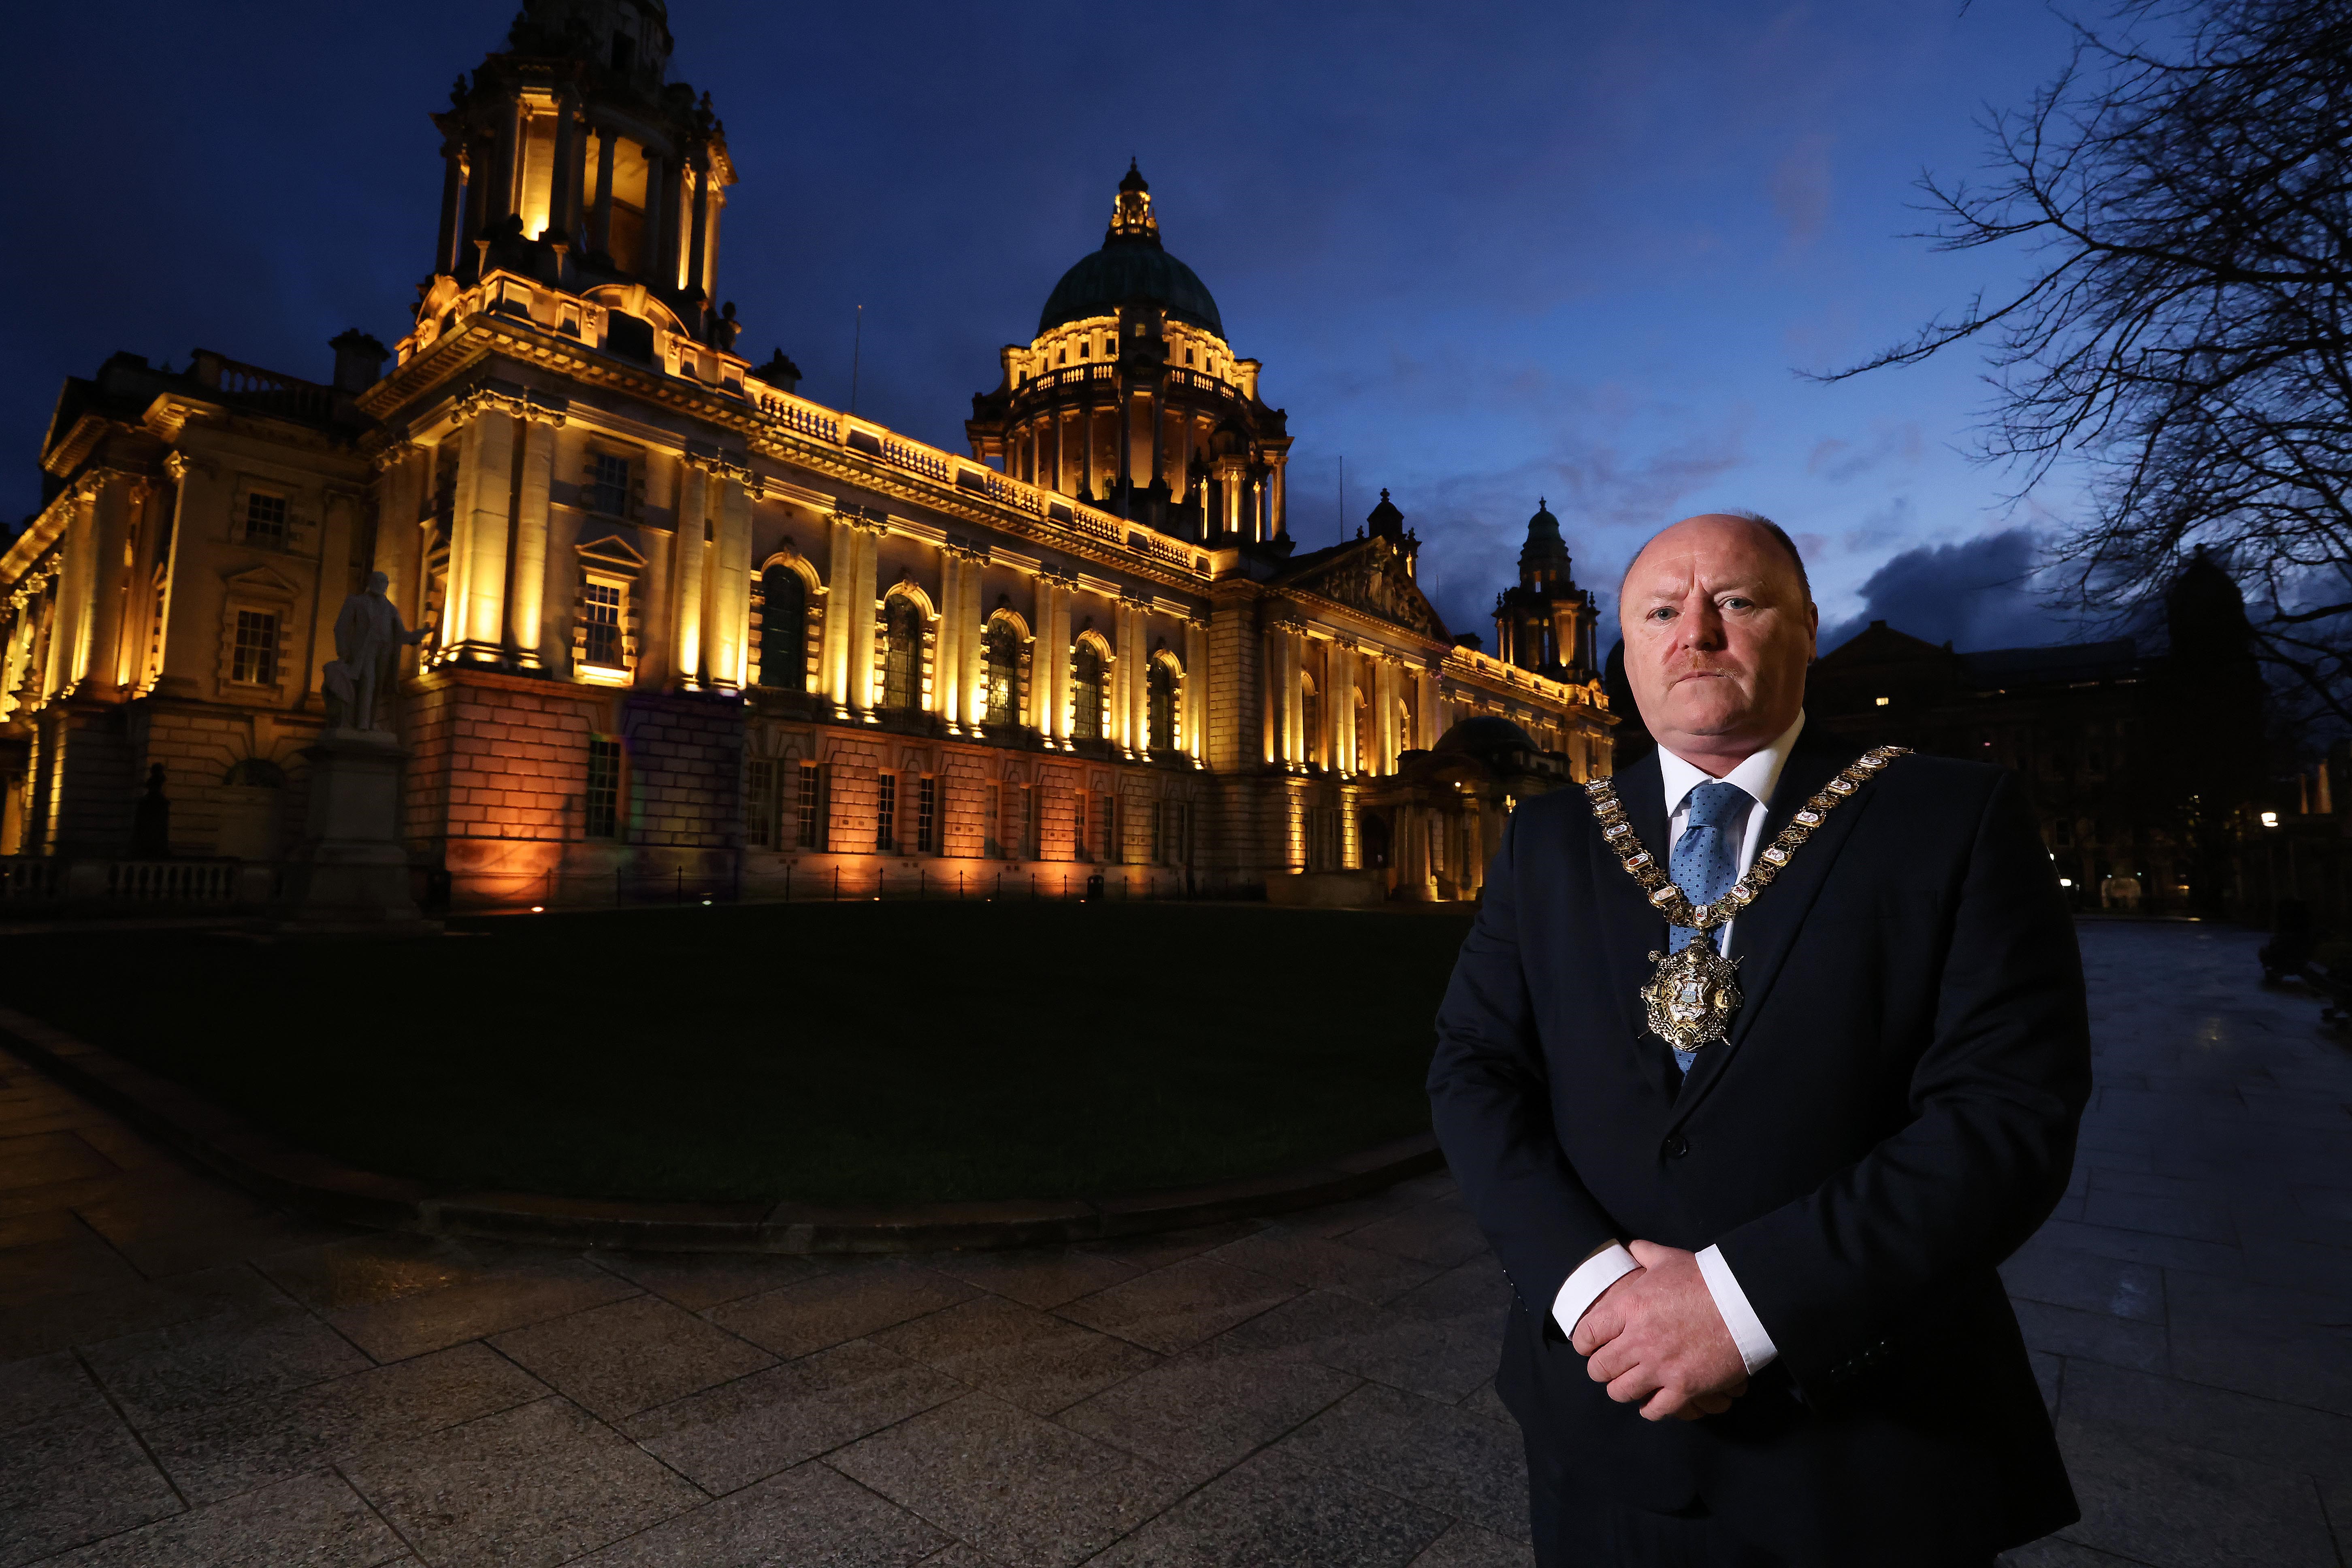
left=322, top=572, right=432, bottom=733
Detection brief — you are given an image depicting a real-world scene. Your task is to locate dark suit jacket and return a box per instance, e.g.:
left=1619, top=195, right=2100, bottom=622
left=1427, top=724, right=2090, bottom=1564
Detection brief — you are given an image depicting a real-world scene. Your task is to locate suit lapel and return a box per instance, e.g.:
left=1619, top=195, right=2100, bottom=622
left=1667, top=730, right=1876, bottom=1127
left=1589, top=749, right=1671, bottom=1059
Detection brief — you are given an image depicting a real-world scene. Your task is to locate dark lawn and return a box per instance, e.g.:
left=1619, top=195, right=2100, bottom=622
left=4, top=901, right=1475, bottom=1205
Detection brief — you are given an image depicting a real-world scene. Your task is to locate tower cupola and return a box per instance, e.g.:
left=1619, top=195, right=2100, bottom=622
left=422, top=0, right=738, bottom=347
left=1493, top=499, right=1598, bottom=680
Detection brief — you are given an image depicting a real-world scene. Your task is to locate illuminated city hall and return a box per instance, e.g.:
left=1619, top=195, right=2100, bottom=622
left=0, top=0, right=1613, bottom=905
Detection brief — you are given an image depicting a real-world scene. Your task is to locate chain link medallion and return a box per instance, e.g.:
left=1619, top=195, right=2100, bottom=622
left=1585, top=746, right=1908, bottom=1052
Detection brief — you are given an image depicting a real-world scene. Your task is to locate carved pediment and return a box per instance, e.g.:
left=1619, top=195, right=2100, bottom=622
left=222, top=564, right=299, bottom=601
left=1291, top=541, right=1443, bottom=637
left=576, top=531, right=649, bottom=573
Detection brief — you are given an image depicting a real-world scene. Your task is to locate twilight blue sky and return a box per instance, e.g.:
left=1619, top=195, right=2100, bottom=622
left=0, top=0, right=2104, bottom=654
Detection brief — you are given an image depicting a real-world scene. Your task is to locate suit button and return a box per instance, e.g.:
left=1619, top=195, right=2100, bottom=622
left=1662, top=1134, right=1690, bottom=1159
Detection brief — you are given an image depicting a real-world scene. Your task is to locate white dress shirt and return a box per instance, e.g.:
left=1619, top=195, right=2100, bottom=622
left=1549, top=712, right=1807, bottom=1376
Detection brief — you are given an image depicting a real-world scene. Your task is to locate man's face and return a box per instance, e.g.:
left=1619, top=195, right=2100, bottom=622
left=1620, top=515, right=1817, bottom=764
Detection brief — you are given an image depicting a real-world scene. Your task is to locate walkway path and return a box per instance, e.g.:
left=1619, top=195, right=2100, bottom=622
left=1, top=920, right=2345, bottom=1566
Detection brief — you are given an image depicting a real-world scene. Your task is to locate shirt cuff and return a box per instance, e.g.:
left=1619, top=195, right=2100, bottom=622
left=1696, top=1244, right=1778, bottom=1374
left=1551, top=1243, right=1639, bottom=1341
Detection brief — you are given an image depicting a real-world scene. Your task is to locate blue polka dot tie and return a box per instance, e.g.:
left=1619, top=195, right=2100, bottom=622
left=1667, top=780, right=1753, bottom=1074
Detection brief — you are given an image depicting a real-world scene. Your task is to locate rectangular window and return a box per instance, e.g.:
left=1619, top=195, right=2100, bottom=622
left=1150, top=801, right=1166, bottom=865
left=985, top=782, right=1003, bottom=858
left=795, top=763, right=825, bottom=850
left=585, top=451, right=632, bottom=517
left=1101, top=795, right=1119, bottom=865
left=746, top=758, right=776, bottom=848
left=243, top=492, right=287, bottom=545
left=876, top=772, right=896, bottom=853
left=916, top=775, right=937, bottom=854
left=1073, top=790, right=1090, bottom=861
left=230, top=610, right=279, bottom=684
left=586, top=739, right=622, bottom=838
left=582, top=582, right=624, bottom=667
left=1020, top=784, right=1039, bottom=859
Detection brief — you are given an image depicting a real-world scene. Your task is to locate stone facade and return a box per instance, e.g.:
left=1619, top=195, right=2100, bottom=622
left=0, top=0, right=1614, bottom=905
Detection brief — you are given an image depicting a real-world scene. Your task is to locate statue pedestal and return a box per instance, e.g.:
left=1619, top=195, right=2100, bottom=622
left=277, top=727, right=437, bottom=936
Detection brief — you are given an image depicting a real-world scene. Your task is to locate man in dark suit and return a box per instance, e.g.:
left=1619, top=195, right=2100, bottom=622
left=1428, top=513, right=2089, bottom=1566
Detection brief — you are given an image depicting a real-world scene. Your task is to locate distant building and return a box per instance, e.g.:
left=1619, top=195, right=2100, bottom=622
left=0, top=0, right=1612, bottom=903
left=1808, top=555, right=2268, bottom=915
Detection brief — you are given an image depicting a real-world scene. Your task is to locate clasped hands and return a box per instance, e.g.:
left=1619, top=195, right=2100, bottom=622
left=1569, top=1240, right=1749, bottom=1422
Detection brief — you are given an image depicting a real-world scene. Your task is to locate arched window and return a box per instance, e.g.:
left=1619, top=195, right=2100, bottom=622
left=882, top=598, right=922, bottom=711
left=758, top=567, right=806, bottom=691
left=983, top=620, right=1019, bottom=727
left=1071, top=646, right=1105, bottom=741
left=1147, top=660, right=1176, bottom=752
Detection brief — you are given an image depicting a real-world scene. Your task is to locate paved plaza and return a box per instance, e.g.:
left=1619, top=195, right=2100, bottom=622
left=0, top=919, right=2346, bottom=1567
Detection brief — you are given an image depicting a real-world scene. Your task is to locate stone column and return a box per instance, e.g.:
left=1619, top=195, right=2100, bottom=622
left=1270, top=452, right=1288, bottom=537
left=672, top=460, right=709, bottom=687
left=589, top=128, right=617, bottom=258
left=1272, top=626, right=1297, bottom=766
left=822, top=512, right=855, bottom=713
left=371, top=442, right=424, bottom=610
left=705, top=468, right=752, bottom=690
left=848, top=519, right=883, bottom=713
left=654, top=150, right=684, bottom=289
left=435, top=139, right=466, bottom=275
left=510, top=414, right=556, bottom=669
left=548, top=97, right=577, bottom=241
left=486, top=93, right=521, bottom=232
left=685, top=151, right=712, bottom=304
left=81, top=473, right=134, bottom=699
left=448, top=405, right=517, bottom=663
left=936, top=550, right=963, bottom=729
left=961, top=552, right=985, bottom=731
left=1185, top=618, right=1209, bottom=762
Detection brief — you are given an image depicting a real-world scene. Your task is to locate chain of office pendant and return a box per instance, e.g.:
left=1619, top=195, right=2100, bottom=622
left=1581, top=746, right=1910, bottom=930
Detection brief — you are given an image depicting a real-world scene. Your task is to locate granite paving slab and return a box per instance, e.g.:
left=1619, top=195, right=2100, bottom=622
left=1203, top=1226, right=1445, bottom=1305
left=80, top=1291, right=373, bottom=1425
left=704, top=1261, right=976, bottom=1359
left=1055, top=1257, right=1298, bottom=1354
left=870, top=1294, right=1158, bottom=1415
left=300, top=1254, right=642, bottom=1364
left=1215, top=1288, right=1500, bottom=1403
left=1406, top=1521, right=1537, bottom=1568
left=829, top=1393, right=1190, bottom=1568
left=924, top=1248, right=1138, bottom=1310
left=489, top=1293, right=775, bottom=1421
left=339, top=1396, right=704, bottom=1568
left=0, top=1263, right=283, bottom=1364
left=622, top=1338, right=965, bottom=1496
left=2009, top=1297, right=2170, bottom=1375
left=32, top=1470, right=403, bottom=1568
left=1341, top=1200, right=1493, bottom=1270
left=1057, top=1342, right=1359, bottom=1482
left=1274, top=1381, right=1532, bottom=1540
left=0, top=1400, right=182, bottom=1568
left=0, top=1349, right=100, bottom=1431
left=142, top=1340, right=549, bottom=1504
left=1998, top=1244, right=2166, bottom=1323
left=2052, top=1413, right=2339, bottom=1567
left=568, top=1460, right=949, bottom=1567
left=0, top=1226, right=146, bottom=1310
left=1086, top=1447, right=1448, bottom=1568
left=589, top=1251, right=835, bottom=1312
left=0, top=1133, right=118, bottom=1194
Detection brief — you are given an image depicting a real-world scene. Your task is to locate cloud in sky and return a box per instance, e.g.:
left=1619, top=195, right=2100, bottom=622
left=1817, top=528, right=2078, bottom=654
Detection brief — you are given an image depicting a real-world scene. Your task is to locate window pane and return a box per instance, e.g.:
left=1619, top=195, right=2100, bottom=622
left=760, top=568, right=806, bottom=690
left=746, top=758, right=775, bottom=847
left=231, top=611, right=279, bottom=684
left=586, top=452, right=631, bottom=516
left=582, top=582, right=623, bottom=666
left=883, top=600, right=922, bottom=711
left=796, top=763, right=824, bottom=849
left=244, top=493, right=286, bottom=545
left=877, top=772, right=896, bottom=851
left=586, top=739, right=622, bottom=837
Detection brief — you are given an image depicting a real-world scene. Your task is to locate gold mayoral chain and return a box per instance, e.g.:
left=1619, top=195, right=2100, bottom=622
left=1580, top=746, right=1910, bottom=1054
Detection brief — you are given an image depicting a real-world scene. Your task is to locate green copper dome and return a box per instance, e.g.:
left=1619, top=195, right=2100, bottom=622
left=1038, top=163, right=1226, bottom=340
